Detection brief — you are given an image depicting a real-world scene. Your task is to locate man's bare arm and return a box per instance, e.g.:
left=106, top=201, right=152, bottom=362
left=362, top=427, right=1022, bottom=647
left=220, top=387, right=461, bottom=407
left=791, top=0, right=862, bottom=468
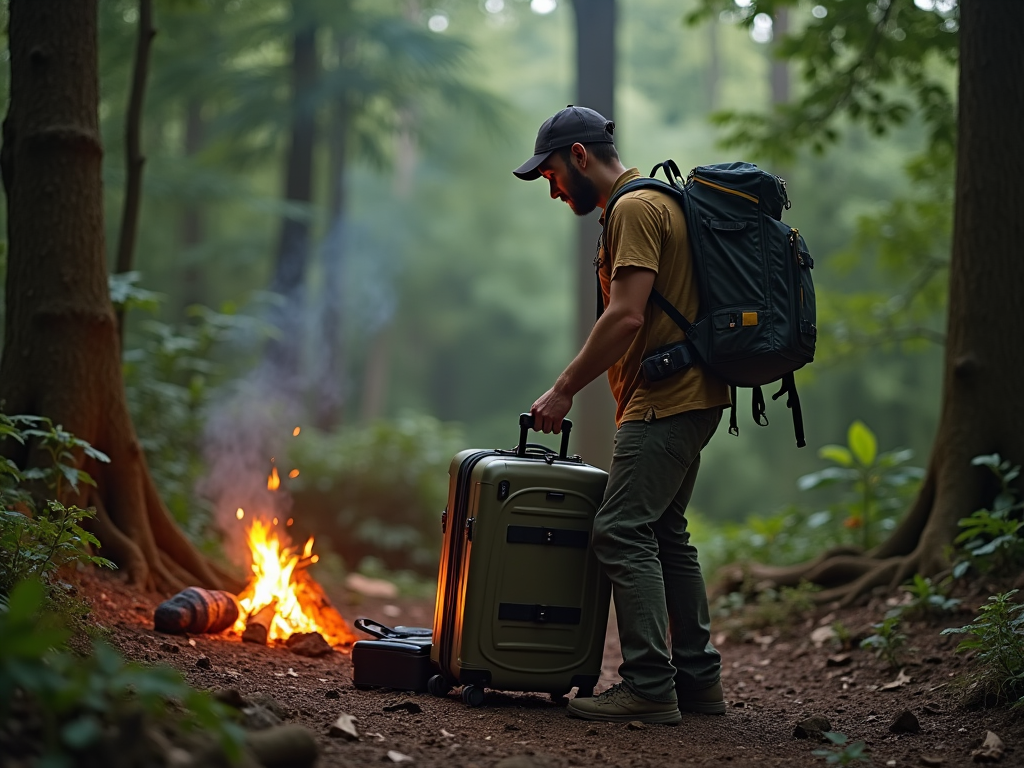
left=530, top=265, right=656, bottom=433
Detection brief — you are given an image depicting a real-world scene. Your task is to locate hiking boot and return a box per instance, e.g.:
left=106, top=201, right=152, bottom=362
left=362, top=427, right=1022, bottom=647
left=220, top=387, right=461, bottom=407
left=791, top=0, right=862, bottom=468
left=567, top=683, right=681, bottom=725
left=676, top=680, right=726, bottom=715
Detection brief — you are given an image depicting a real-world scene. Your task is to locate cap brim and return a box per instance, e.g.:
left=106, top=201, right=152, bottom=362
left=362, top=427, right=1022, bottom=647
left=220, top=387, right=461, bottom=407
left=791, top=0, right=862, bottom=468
left=512, top=150, right=552, bottom=181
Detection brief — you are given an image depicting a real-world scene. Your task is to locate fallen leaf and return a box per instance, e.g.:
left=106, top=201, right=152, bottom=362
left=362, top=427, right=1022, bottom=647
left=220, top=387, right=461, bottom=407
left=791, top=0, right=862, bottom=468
left=440, top=729, right=455, bottom=738
left=286, top=668, right=299, bottom=677
left=328, top=713, right=359, bottom=740
left=810, top=625, right=837, bottom=647
left=880, top=669, right=912, bottom=691
left=387, top=750, right=413, bottom=763
left=971, top=731, right=1004, bottom=763
left=365, top=732, right=385, bottom=741
left=187, top=638, right=196, bottom=647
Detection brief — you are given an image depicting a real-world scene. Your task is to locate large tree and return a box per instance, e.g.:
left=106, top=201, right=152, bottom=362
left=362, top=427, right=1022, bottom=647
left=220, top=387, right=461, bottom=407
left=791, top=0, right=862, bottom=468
left=0, top=0, right=235, bottom=593
left=704, top=0, right=1024, bottom=603
left=570, top=0, right=617, bottom=470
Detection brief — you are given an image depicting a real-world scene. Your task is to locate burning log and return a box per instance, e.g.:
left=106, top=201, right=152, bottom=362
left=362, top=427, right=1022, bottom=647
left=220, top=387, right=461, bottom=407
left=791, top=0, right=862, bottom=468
left=242, top=599, right=278, bottom=645
left=153, top=587, right=239, bottom=635
left=292, top=569, right=356, bottom=646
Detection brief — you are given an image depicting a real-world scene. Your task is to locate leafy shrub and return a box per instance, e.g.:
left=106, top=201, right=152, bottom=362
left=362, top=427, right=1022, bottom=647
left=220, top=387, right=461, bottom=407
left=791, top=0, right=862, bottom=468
left=287, top=412, right=463, bottom=574
left=953, top=454, right=1024, bottom=579
left=0, top=414, right=115, bottom=604
left=941, top=590, right=1024, bottom=708
left=694, top=505, right=839, bottom=575
left=812, top=731, right=870, bottom=765
left=121, top=292, right=269, bottom=545
left=798, top=420, right=924, bottom=551
left=712, top=581, right=819, bottom=636
left=860, top=615, right=908, bottom=669
left=0, top=579, right=245, bottom=766
left=898, top=573, right=961, bottom=620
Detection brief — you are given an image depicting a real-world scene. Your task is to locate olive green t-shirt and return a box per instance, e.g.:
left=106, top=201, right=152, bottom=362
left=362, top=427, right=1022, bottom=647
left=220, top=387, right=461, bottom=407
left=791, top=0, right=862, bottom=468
left=599, top=168, right=731, bottom=426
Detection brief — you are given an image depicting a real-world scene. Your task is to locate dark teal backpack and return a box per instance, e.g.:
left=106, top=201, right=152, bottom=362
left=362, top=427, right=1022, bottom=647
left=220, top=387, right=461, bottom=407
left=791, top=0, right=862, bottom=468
left=603, top=160, right=816, bottom=447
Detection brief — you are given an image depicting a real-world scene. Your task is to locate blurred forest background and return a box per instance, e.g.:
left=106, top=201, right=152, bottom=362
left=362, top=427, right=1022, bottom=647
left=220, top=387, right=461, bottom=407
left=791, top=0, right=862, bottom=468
left=0, top=0, right=956, bottom=581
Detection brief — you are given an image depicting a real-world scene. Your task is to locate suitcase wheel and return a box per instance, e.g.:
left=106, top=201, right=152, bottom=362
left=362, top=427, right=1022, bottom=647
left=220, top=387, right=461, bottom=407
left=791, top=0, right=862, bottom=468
left=427, top=675, right=452, bottom=698
left=461, top=684, right=485, bottom=708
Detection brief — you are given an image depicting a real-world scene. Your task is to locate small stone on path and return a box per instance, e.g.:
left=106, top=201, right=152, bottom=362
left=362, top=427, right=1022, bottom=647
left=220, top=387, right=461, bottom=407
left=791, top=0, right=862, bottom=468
left=626, top=720, right=645, bottom=730
left=889, top=709, right=921, bottom=734
left=793, top=715, right=832, bottom=741
left=195, top=655, right=212, bottom=669
left=285, top=631, right=333, bottom=657
left=920, top=757, right=945, bottom=767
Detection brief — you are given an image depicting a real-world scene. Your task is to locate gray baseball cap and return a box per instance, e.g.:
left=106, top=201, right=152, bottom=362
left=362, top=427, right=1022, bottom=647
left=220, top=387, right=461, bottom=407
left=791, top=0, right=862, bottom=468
left=513, top=105, right=615, bottom=181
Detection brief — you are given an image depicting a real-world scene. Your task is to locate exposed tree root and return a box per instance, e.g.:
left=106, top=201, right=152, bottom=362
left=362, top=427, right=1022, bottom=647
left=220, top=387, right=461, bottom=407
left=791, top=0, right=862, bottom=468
left=711, top=465, right=946, bottom=607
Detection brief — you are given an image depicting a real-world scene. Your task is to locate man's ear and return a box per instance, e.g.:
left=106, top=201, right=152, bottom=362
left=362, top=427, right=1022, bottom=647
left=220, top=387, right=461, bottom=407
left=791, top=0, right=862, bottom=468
left=570, top=142, right=587, bottom=169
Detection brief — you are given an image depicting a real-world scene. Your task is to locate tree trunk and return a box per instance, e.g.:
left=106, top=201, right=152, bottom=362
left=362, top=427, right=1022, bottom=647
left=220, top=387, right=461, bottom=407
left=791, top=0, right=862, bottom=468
left=113, top=0, right=154, bottom=351
left=571, top=0, right=617, bottom=469
left=770, top=6, right=789, bottom=106
left=730, top=0, right=1024, bottom=604
left=0, top=0, right=237, bottom=594
left=314, top=93, right=350, bottom=430
left=180, top=99, right=205, bottom=310
left=267, top=20, right=318, bottom=384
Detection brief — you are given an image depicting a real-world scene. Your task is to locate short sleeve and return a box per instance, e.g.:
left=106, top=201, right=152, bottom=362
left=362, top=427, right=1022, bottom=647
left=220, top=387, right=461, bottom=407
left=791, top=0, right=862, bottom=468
left=604, top=194, right=666, bottom=279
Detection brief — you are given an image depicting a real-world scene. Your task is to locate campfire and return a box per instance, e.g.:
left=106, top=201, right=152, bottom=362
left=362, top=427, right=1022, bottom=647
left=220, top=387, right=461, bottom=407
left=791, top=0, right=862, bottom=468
left=228, top=461, right=355, bottom=649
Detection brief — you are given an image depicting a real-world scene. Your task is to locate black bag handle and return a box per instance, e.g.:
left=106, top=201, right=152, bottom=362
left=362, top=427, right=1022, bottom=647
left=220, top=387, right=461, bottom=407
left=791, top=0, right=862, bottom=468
left=518, top=413, right=572, bottom=459
left=650, top=159, right=686, bottom=189
left=354, top=617, right=432, bottom=640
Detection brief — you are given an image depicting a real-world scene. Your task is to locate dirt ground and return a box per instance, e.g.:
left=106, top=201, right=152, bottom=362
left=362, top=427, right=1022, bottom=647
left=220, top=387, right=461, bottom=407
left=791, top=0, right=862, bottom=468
left=81, top=567, right=1023, bottom=768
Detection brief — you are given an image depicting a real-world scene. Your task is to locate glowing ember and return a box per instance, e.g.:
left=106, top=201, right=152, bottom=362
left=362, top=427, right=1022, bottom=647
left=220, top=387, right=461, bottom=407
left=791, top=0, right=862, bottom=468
left=267, top=467, right=280, bottom=490
left=288, top=469, right=300, bottom=478
left=293, top=426, right=301, bottom=436
left=236, top=507, right=245, bottom=520
left=232, top=518, right=342, bottom=643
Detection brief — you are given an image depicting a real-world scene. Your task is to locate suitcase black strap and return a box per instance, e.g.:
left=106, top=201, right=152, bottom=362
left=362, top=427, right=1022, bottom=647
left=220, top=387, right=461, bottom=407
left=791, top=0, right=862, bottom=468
left=506, top=525, right=588, bottom=549
left=498, top=603, right=582, bottom=625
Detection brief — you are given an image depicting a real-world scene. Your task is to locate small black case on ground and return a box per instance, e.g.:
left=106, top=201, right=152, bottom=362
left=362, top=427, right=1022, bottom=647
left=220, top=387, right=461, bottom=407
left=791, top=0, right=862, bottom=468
left=351, top=618, right=435, bottom=693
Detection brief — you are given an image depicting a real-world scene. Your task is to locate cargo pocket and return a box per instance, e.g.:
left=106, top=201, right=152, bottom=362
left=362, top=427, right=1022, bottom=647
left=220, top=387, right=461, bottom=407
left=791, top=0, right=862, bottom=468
left=710, top=308, right=770, bottom=362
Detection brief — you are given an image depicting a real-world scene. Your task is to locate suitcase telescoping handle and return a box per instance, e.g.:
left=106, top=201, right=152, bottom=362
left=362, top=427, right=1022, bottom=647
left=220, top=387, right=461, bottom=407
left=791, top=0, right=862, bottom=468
left=518, top=413, right=572, bottom=460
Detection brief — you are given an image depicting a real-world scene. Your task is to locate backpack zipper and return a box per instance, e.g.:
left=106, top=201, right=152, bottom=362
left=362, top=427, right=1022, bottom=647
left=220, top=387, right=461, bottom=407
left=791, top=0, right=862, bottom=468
left=690, top=175, right=759, bottom=205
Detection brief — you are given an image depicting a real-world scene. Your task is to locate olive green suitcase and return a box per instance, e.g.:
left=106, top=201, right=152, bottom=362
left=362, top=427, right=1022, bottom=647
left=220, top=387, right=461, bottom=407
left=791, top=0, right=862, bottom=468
left=427, top=414, right=611, bottom=707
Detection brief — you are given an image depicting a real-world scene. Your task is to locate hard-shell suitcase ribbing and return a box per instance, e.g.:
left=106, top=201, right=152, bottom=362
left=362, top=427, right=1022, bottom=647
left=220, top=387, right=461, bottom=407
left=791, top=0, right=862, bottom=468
left=428, top=415, right=611, bottom=707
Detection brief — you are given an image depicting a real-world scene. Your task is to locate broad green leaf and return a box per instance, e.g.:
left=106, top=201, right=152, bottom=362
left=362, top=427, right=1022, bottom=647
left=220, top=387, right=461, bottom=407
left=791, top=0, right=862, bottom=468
left=818, top=444, right=854, bottom=467
left=798, top=467, right=858, bottom=491
left=61, top=715, right=102, bottom=749
left=971, top=454, right=1002, bottom=468
left=848, top=420, right=878, bottom=467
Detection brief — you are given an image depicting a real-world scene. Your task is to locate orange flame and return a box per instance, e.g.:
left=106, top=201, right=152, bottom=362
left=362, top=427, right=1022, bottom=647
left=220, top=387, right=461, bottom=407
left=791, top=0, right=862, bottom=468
left=267, top=467, right=280, bottom=491
left=232, top=519, right=332, bottom=642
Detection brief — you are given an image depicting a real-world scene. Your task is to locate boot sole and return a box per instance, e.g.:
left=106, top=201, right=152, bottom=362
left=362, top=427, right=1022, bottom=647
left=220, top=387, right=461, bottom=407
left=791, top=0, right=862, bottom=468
left=566, top=705, right=682, bottom=725
left=678, top=701, right=726, bottom=715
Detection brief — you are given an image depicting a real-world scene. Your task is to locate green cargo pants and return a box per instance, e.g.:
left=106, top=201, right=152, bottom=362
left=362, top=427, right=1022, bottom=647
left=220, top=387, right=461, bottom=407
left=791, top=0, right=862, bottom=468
left=591, top=407, right=723, bottom=703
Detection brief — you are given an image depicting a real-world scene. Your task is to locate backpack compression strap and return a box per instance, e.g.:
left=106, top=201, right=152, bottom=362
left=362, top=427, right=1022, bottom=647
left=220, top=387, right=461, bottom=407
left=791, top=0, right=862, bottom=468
left=772, top=372, right=806, bottom=448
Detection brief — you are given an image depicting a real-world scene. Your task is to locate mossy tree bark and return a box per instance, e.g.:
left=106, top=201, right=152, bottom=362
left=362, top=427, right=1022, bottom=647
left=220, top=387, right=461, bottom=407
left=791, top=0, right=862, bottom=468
left=0, top=0, right=239, bottom=594
left=731, top=0, right=1024, bottom=605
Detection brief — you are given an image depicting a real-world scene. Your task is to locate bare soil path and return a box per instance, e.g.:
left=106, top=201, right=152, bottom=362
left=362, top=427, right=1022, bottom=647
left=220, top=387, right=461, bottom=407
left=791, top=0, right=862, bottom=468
left=83, top=569, right=1023, bottom=768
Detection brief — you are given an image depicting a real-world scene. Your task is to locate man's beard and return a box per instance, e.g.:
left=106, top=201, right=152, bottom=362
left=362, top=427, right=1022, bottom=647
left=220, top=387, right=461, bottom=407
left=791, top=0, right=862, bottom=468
left=563, top=162, right=600, bottom=217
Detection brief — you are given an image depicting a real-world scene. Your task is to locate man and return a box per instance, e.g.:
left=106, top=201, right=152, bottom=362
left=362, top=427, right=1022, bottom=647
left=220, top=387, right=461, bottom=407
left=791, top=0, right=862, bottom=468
left=514, top=105, right=731, bottom=725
